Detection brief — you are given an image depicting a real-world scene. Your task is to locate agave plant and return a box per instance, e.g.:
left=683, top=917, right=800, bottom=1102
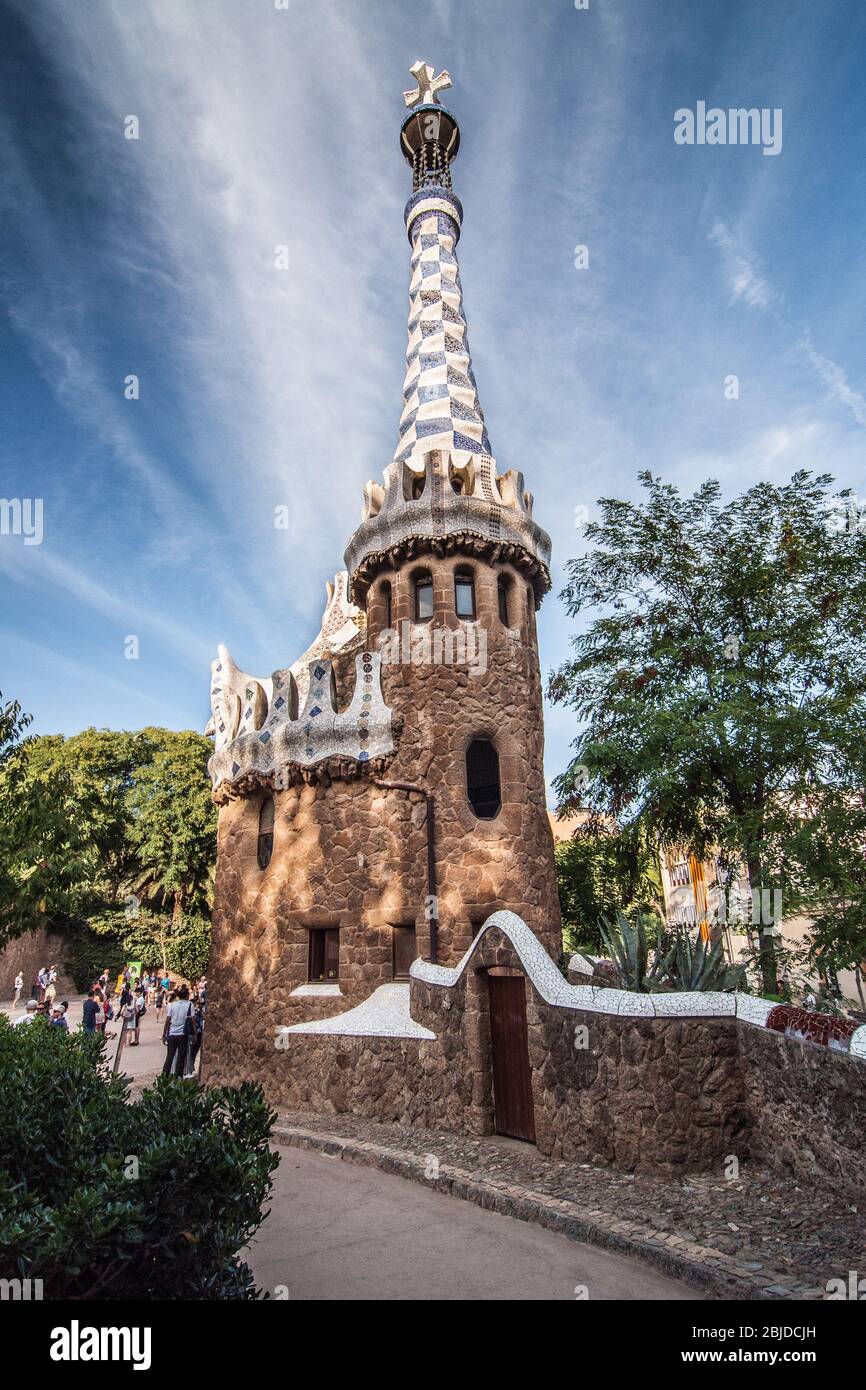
left=598, top=915, right=746, bottom=993
left=653, top=928, right=746, bottom=993
left=598, top=912, right=666, bottom=992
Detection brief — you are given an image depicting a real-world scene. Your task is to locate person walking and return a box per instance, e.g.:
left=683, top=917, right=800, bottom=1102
left=11, top=971, right=23, bottom=1008
left=44, top=976, right=57, bottom=1013
left=82, top=990, right=100, bottom=1034
left=162, top=986, right=192, bottom=1077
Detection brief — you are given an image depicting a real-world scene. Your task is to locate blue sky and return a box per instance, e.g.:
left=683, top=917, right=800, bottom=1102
left=1, top=0, right=864, bottom=798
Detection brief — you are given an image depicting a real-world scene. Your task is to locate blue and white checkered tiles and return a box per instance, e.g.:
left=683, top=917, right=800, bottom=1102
left=395, top=208, right=491, bottom=465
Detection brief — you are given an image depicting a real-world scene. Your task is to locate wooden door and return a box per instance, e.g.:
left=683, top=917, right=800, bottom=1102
left=488, top=971, right=536, bottom=1142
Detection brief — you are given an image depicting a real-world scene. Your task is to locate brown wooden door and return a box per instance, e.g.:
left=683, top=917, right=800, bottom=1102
left=488, top=972, right=536, bottom=1143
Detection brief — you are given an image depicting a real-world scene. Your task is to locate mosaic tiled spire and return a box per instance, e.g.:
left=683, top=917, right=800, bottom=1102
left=394, top=72, right=491, bottom=467
left=395, top=191, right=492, bottom=466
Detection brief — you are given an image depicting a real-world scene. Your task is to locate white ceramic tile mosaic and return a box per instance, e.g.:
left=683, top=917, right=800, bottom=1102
left=280, top=982, right=436, bottom=1040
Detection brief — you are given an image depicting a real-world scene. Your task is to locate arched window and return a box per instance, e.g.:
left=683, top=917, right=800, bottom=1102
left=454, top=567, right=476, bottom=619
left=414, top=571, right=434, bottom=622
left=380, top=580, right=392, bottom=631
left=497, top=574, right=511, bottom=626
left=257, top=797, right=275, bottom=869
left=466, top=738, right=501, bottom=819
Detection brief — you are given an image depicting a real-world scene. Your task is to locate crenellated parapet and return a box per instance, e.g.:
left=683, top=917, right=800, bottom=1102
left=206, top=573, right=396, bottom=800
left=344, top=446, right=552, bottom=603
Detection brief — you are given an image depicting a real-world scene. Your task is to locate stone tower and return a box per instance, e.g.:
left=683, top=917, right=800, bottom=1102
left=203, top=64, right=561, bottom=1088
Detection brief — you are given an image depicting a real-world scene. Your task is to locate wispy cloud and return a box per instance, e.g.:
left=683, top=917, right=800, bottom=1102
left=708, top=221, right=779, bottom=311
left=709, top=221, right=866, bottom=431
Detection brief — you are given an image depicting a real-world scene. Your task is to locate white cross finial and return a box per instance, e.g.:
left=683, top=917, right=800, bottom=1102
left=403, top=60, right=452, bottom=108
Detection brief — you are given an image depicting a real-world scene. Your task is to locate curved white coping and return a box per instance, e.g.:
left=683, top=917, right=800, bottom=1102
left=410, top=910, right=828, bottom=1027
left=290, top=982, right=342, bottom=998
left=280, top=982, right=436, bottom=1040
left=848, top=1025, right=866, bottom=1060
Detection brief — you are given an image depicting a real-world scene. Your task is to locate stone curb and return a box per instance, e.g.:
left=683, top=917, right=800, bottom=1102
left=272, top=1123, right=819, bottom=1301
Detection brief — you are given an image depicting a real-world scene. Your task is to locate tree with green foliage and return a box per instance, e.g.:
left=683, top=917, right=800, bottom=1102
left=549, top=472, right=866, bottom=995
left=555, top=816, right=663, bottom=955
left=0, top=714, right=217, bottom=972
left=0, top=1014, right=278, bottom=1299
left=0, top=694, right=97, bottom=943
left=127, top=730, right=216, bottom=921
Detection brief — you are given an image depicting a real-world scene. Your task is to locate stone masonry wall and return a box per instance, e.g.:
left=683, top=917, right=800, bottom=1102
left=0, top=927, right=76, bottom=1003
left=739, top=1022, right=866, bottom=1196
left=204, top=914, right=866, bottom=1184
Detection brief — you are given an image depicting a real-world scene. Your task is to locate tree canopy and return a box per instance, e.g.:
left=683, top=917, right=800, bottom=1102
left=549, top=471, right=866, bottom=993
left=0, top=713, right=216, bottom=958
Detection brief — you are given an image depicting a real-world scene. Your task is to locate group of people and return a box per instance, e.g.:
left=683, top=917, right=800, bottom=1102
left=13, top=963, right=60, bottom=1010
left=13, top=992, right=71, bottom=1030
left=9, top=964, right=208, bottom=1079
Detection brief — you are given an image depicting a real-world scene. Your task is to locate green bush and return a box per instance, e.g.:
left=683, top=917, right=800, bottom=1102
left=0, top=1016, right=279, bottom=1299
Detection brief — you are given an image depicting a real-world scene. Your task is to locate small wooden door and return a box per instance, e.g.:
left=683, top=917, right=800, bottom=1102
left=488, top=971, right=536, bottom=1143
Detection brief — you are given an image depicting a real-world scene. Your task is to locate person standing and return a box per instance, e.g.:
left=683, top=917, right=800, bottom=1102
left=130, top=986, right=146, bottom=1045
left=82, top=990, right=100, bottom=1034
left=44, top=976, right=57, bottom=1013
left=15, top=999, right=38, bottom=1026
left=50, top=1005, right=69, bottom=1032
left=12, top=971, right=23, bottom=1008
left=162, top=986, right=192, bottom=1077
left=184, top=998, right=204, bottom=1077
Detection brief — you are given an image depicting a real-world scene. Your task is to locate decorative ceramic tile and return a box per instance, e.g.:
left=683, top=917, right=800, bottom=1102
left=412, top=911, right=747, bottom=1021
left=849, top=1025, right=866, bottom=1062
left=280, top=982, right=436, bottom=1040
left=207, top=574, right=392, bottom=792
left=734, top=993, right=778, bottom=1029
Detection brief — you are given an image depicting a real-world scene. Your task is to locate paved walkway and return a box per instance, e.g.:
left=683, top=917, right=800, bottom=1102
left=273, top=1110, right=862, bottom=1299
left=246, top=1145, right=701, bottom=1301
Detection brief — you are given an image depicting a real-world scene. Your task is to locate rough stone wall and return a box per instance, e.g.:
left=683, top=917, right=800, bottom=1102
left=739, top=1023, right=866, bottom=1195
left=0, top=928, right=75, bottom=1003
left=414, top=924, right=747, bottom=1173
left=204, top=552, right=562, bottom=1087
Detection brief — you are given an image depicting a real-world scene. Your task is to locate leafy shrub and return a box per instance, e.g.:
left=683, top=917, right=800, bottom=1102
left=0, top=1016, right=278, bottom=1299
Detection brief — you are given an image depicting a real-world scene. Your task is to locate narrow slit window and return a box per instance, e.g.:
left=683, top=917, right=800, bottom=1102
left=257, top=797, right=275, bottom=870
left=497, top=575, right=511, bottom=626
left=466, top=738, right=501, bottom=819
left=381, top=580, right=392, bottom=631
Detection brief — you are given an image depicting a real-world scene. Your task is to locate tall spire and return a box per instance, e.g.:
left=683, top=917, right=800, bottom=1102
left=343, top=64, right=552, bottom=606
left=395, top=66, right=491, bottom=467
